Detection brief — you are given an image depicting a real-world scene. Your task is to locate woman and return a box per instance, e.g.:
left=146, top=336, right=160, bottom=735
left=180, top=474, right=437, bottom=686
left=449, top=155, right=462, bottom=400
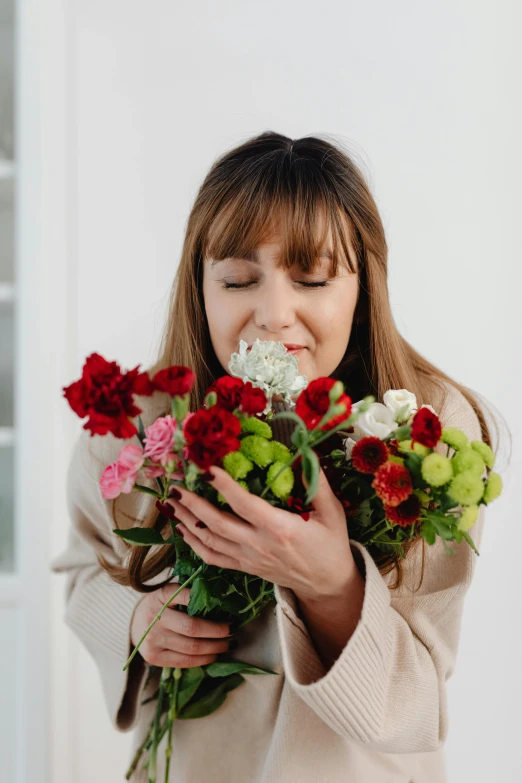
left=51, top=131, right=503, bottom=782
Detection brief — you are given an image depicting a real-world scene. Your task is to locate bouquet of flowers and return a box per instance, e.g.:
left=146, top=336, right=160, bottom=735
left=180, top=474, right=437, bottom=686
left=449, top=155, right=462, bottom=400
left=62, top=339, right=502, bottom=782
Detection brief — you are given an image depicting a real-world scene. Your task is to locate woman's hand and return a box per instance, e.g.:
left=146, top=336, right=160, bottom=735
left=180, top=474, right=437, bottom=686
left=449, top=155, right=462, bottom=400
left=130, top=584, right=234, bottom=669
left=166, top=465, right=357, bottom=604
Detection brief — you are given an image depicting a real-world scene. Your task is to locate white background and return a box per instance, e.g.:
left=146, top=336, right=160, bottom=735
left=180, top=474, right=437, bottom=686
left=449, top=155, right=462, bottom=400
left=21, top=0, right=520, bottom=781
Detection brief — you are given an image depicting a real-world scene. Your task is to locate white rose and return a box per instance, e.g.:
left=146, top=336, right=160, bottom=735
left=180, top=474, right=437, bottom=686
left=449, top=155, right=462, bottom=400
left=351, top=402, right=396, bottom=441
left=383, top=389, right=418, bottom=423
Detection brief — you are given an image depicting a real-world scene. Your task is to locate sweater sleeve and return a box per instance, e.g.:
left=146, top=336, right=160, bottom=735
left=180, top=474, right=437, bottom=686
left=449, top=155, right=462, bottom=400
left=273, top=383, right=488, bottom=754
left=50, top=426, right=163, bottom=732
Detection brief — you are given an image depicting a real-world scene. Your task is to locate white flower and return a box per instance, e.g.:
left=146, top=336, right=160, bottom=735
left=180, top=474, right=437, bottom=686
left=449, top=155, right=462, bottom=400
left=228, top=339, right=308, bottom=414
left=382, top=388, right=438, bottom=425
left=343, top=436, right=357, bottom=459
left=350, top=402, right=396, bottom=441
left=383, top=389, right=418, bottom=423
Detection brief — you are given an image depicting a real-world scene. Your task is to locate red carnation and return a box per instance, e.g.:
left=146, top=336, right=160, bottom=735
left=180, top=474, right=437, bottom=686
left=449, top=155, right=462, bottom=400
left=411, top=406, right=442, bottom=449
left=183, top=406, right=241, bottom=470
left=206, top=376, right=267, bottom=416
left=240, top=382, right=267, bottom=415
left=151, top=365, right=196, bottom=397
left=351, top=436, right=389, bottom=474
left=384, top=493, right=422, bottom=527
left=372, top=461, right=413, bottom=507
left=206, top=376, right=244, bottom=411
left=295, top=377, right=352, bottom=431
left=62, top=352, right=155, bottom=438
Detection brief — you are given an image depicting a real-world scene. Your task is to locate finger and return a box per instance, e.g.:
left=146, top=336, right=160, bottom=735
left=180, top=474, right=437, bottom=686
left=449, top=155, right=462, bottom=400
left=170, top=501, right=245, bottom=563
left=177, top=523, right=242, bottom=571
left=202, top=465, right=279, bottom=528
left=166, top=487, right=257, bottom=545
left=159, top=630, right=232, bottom=656
left=155, top=584, right=190, bottom=609
left=160, top=601, right=232, bottom=638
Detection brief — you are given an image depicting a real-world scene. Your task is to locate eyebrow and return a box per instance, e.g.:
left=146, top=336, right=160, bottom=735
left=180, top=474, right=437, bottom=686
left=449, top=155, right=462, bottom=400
left=210, top=248, right=333, bottom=267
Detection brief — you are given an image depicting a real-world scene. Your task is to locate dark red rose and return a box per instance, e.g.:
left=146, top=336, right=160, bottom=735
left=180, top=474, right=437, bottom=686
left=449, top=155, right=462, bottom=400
left=151, top=365, right=196, bottom=397
left=206, top=376, right=267, bottom=416
left=183, top=406, right=241, bottom=470
left=351, top=436, right=389, bottom=474
left=62, top=352, right=154, bottom=438
left=411, top=407, right=442, bottom=449
left=295, top=377, right=352, bottom=431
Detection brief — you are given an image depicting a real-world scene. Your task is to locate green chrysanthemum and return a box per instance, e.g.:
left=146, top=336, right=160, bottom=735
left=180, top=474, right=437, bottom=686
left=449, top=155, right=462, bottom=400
left=483, top=471, right=502, bottom=503
left=241, top=416, right=273, bottom=439
left=223, top=450, right=254, bottom=480
left=421, top=452, right=453, bottom=487
left=448, top=471, right=484, bottom=506
left=457, top=504, right=480, bottom=531
left=266, top=460, right=294, bottom=501
left=240, top=434, right=274, bottom=468
left=271, top=440, right=292, bottom=463
left=471, top=440, right=495, bottom=469
left=451, top=446, right=485, bottom=476
left=440, top=427, right=469, bottom=451
left=398, top=439, right=430, bottom=456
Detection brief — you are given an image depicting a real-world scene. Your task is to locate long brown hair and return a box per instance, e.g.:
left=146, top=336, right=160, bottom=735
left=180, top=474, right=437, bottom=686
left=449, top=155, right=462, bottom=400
left=97, top=131, right=510, bottom=595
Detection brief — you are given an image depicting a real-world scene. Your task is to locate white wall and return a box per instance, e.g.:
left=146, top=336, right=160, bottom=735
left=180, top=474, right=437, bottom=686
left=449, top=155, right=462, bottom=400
left=49, top=1, right=521, bottom=781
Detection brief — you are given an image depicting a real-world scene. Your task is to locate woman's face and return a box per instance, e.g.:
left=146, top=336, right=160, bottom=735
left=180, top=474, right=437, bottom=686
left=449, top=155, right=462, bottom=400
left=202, top=220, right=359, bottom=401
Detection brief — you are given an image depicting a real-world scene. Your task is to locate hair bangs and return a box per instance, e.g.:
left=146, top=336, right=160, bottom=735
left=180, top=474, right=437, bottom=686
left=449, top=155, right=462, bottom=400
left=202, top=155, right=357, bottom=276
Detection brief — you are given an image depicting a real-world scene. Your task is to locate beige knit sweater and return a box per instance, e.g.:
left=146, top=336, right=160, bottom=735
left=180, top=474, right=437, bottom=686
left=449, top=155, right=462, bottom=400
left=51, top=381, right=486, bottom=782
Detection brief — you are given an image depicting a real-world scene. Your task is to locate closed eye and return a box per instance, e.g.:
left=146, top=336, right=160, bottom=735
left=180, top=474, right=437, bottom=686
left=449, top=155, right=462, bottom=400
left=220, top=280, right=330, bottom=290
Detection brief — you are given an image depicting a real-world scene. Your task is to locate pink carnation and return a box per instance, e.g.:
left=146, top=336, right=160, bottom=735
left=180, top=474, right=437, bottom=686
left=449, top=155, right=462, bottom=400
left=100, top=444, right=144, bottom=499
left=143, top=415, right=178, bottom=464
left=100, top=462, right=136, bottom=499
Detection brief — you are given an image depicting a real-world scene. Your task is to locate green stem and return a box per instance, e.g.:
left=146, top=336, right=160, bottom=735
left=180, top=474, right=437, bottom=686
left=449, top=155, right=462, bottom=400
left=125, top=725, right=153, bottom=780
left=123, top=566, right=204, bottom=670
left=359, top=517, right=390, bottom=544
left=147, top=668, right=170, bottom=783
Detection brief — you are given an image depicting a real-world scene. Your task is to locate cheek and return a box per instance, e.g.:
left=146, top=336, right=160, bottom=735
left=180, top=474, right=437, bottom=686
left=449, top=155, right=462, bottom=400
left=203, top=287, right=246, bottom=358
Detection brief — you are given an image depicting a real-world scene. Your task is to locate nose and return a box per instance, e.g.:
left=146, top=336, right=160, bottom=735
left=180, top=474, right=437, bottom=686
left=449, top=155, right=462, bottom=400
left=253, top=277, right=297, bottom=333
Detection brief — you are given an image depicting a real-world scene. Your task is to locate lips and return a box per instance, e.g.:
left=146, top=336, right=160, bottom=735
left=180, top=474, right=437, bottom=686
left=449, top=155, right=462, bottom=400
left=283, top=344, right=306, bottom=351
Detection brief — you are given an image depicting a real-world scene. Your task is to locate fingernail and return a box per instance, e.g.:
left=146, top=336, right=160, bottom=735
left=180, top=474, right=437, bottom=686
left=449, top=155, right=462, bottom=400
left=195, top=520, right=207, bottom=529
left=200, top=471, right=216, bottom=483
left=169, top=487, right=182, bottom=500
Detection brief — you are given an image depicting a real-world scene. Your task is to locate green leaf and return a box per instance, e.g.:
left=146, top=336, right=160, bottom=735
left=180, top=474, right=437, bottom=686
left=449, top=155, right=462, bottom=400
left=133, top=483, right=162, bottom=497
left=188, top=576, right=222, bottom=615
left=177, top=666, right=206, bottom=711
left=301, top=448, right=320, bottom=504
left=112, top=527, right=167, bottom=546
left=177, top=673, right=245, bottom=719
left=205, top=660, right=278, bottom=677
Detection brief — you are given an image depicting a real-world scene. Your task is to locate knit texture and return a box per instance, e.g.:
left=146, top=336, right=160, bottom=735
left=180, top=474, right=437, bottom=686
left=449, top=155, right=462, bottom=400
left=51, top=382, right=486, bottom=782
